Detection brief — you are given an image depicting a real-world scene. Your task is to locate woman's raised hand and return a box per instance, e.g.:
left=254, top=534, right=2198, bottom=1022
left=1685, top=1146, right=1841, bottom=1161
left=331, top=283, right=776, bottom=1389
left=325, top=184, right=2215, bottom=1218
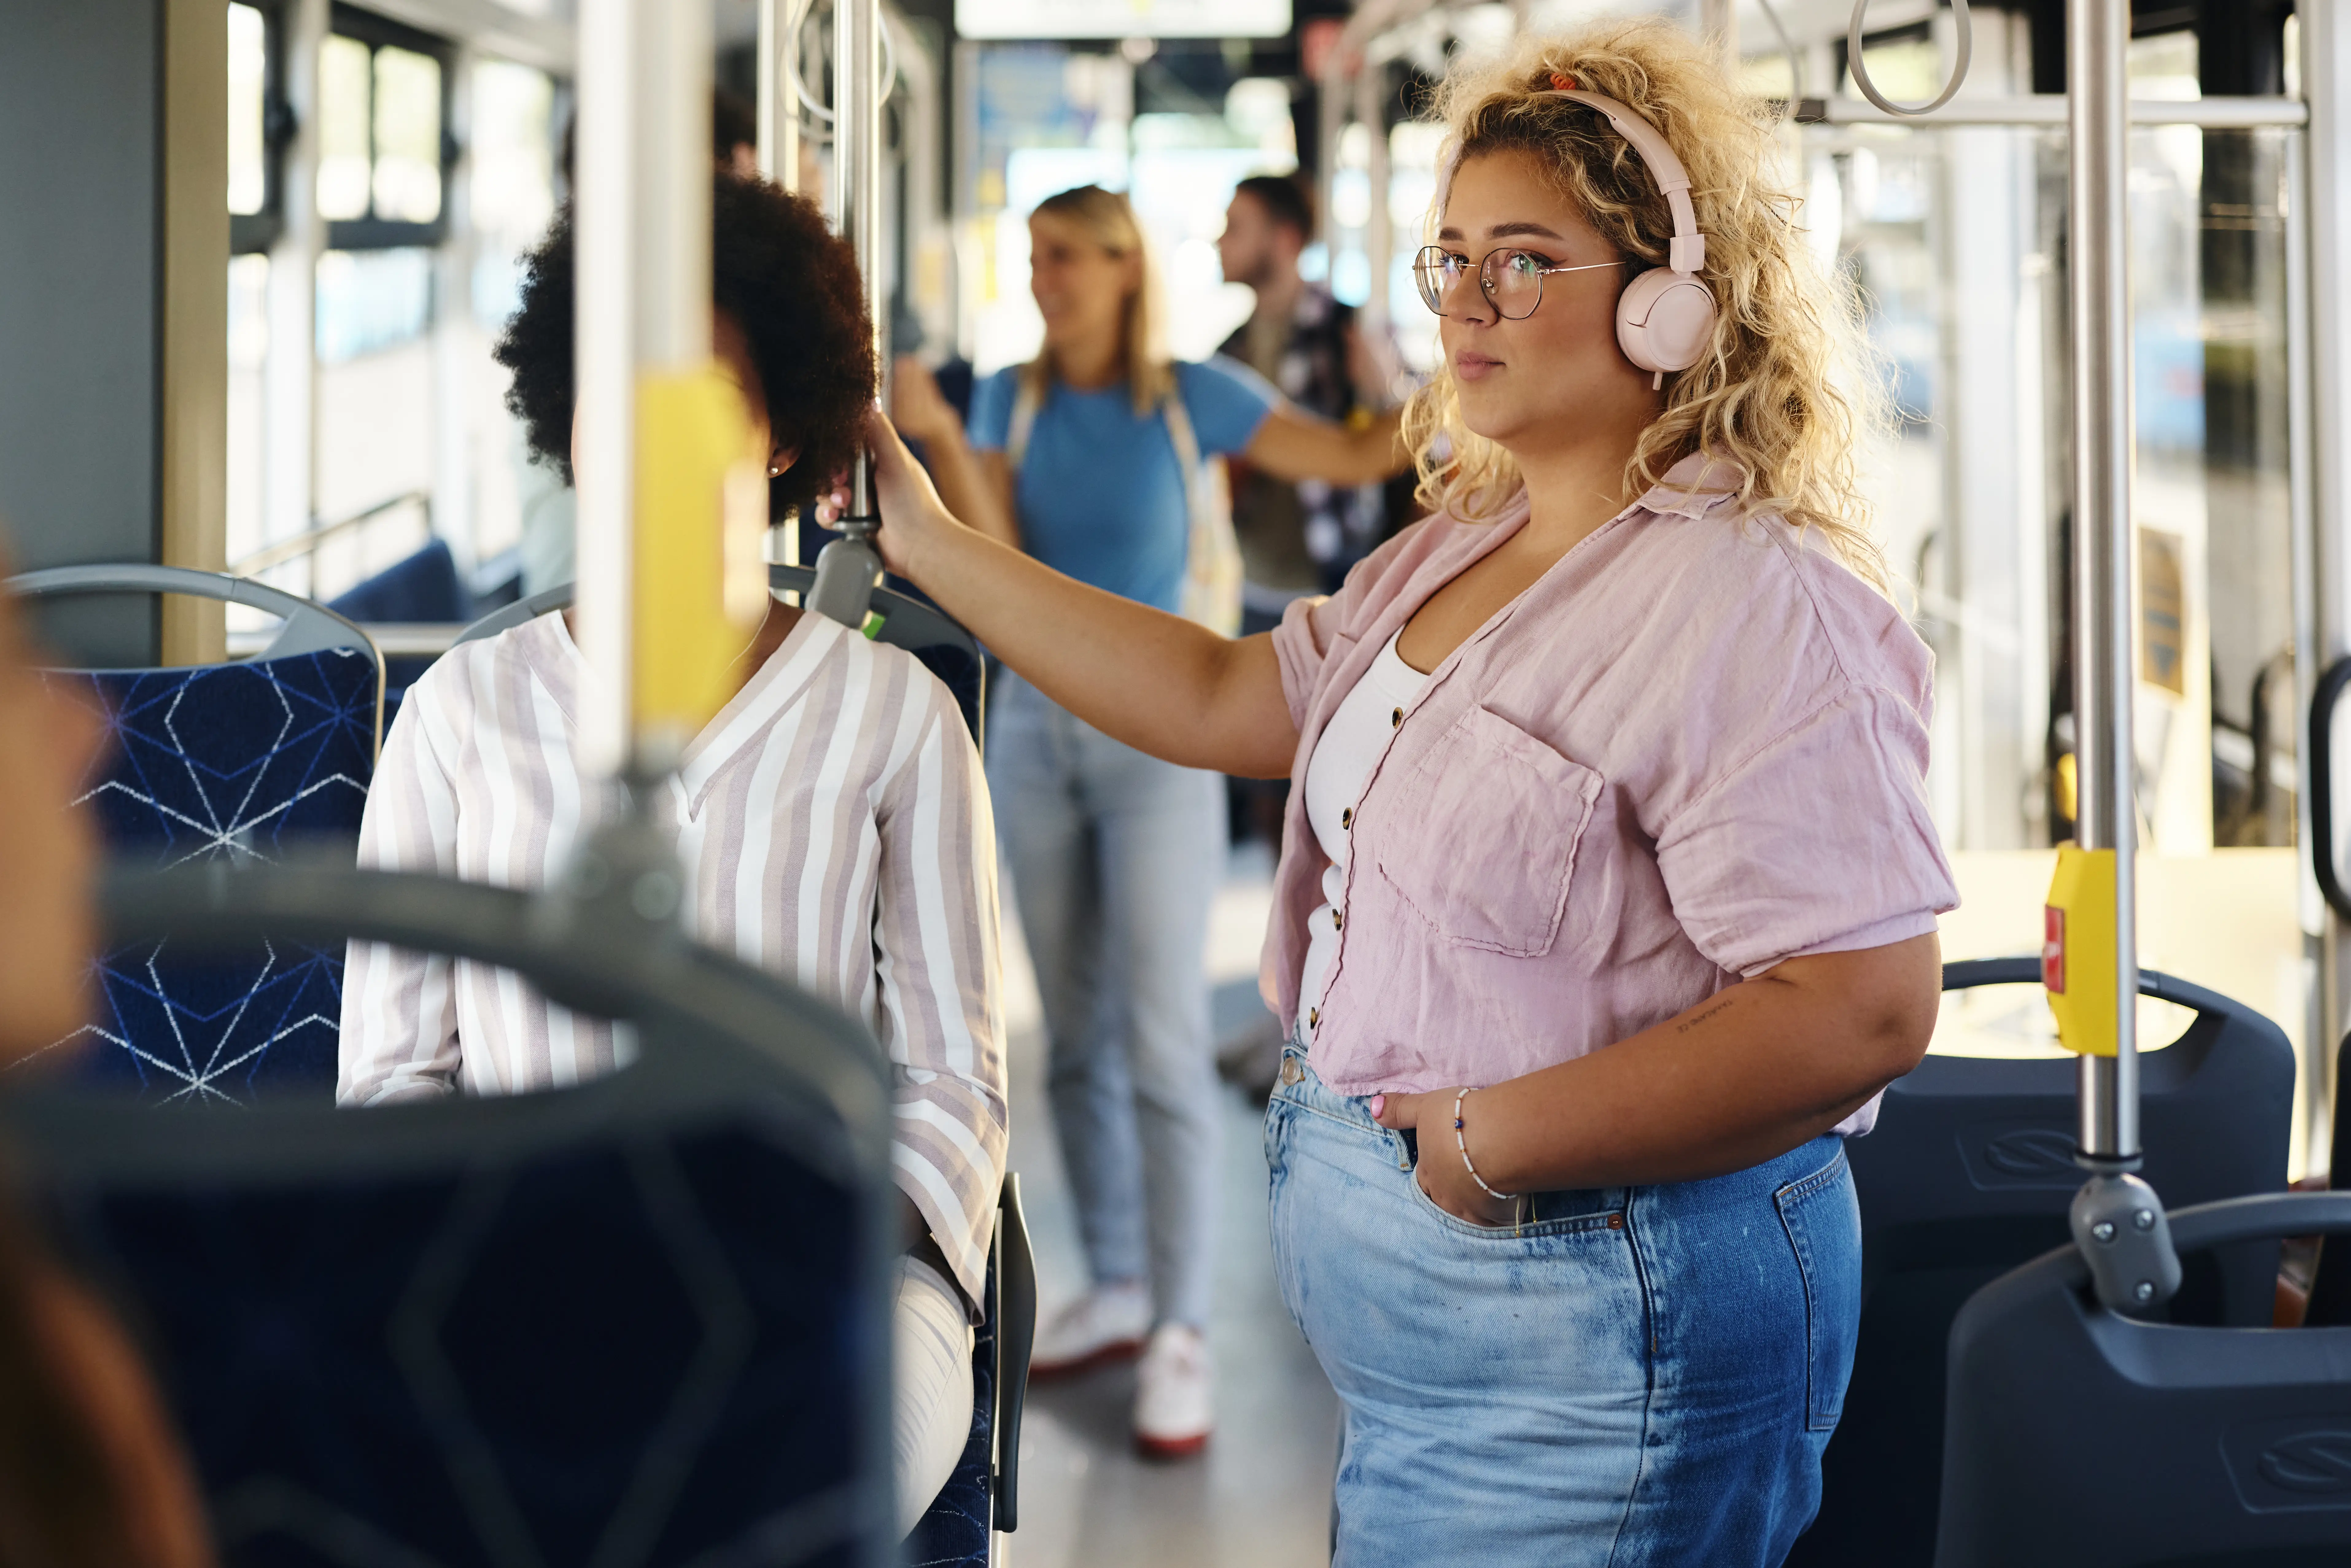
left=887, top=355, right=960, bottom=446
left=813, top=406, right=963, bottom=581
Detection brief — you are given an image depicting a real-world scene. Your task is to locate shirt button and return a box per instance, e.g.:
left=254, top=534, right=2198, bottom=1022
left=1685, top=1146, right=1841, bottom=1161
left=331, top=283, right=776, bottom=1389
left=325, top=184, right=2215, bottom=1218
left=1391, top=707, right=1403, bottom=729
left=1308, top=1007, right=1320, bottom=1028
left=1340, top=807, right=1352, bottom=830
left=1332, top=908, right=1344, bottom=931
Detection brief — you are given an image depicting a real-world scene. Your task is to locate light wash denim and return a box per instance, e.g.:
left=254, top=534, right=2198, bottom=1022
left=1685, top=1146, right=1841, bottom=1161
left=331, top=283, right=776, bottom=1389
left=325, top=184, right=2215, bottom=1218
left=1265, top=1043, right=1861, bottom=1567
left=987, top=672, right=1226, bottom=1328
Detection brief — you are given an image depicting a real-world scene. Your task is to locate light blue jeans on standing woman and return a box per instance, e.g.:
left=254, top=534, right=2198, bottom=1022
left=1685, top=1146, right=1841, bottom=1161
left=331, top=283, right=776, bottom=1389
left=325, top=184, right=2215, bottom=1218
left=1266, top=1042, right=1861, bottom=1567
left=987, top=672, right=1226, bottom=1328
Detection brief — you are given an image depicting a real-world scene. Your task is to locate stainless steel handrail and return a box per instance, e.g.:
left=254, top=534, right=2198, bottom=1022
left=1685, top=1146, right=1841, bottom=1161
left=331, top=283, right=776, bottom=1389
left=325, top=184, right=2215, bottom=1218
left=2069, top=0, right=2138, bottom=1165
left=227, top=490, right=431, bottom=578
left=1794, top=93, right=2308, bottom=128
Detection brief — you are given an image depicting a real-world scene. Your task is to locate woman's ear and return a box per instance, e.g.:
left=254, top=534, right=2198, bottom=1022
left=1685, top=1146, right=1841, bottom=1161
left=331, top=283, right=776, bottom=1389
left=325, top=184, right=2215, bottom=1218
left=768, top=443, right=801, bottom=479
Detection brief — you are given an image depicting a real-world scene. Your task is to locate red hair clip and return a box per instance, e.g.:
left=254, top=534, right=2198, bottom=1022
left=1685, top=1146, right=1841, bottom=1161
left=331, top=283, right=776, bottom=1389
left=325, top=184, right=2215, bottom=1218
left=1549, top=72, right=1577, bottom=91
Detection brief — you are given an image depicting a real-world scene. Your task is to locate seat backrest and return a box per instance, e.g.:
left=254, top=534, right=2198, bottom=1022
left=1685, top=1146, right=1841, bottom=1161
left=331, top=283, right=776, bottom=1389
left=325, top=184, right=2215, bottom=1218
left=456, top=583, right=575, bottom=646
left=3, top=861, right=899, bottom=1568
left=454, top=568, right=987, bottom=747
left=1938, top=1193, right=2351, bottom=1568
left=31, top=647, right=381, bottom=1102
left=326, top=536, right=472, bottom=625
left=1789, top=960, right=2294, bottom=1568
left=1858, top=960, right=2292, bottom=1308
left=10, top=564, right=385, bottom=739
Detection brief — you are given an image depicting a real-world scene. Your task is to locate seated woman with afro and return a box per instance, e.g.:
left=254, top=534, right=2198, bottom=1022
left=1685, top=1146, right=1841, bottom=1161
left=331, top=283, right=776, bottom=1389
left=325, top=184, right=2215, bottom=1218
left=339, top=175, right=1005, bottom=1536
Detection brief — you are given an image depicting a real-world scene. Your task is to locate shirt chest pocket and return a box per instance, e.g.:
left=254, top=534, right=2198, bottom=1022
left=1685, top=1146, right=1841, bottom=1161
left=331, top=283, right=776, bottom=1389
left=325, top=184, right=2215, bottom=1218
left=1371, top=706, right=1604, bottom=958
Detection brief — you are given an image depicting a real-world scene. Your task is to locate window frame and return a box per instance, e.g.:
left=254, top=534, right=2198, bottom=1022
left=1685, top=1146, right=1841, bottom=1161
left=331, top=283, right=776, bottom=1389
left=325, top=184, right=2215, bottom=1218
left=323, top=2, right=459, bottom=252
left=229, top=0, right=292, bottom=255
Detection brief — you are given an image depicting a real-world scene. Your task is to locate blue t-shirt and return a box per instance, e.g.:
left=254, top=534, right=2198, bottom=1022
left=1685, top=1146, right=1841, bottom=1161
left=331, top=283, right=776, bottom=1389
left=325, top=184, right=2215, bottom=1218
left=967, top=356, right=1277, bottom=613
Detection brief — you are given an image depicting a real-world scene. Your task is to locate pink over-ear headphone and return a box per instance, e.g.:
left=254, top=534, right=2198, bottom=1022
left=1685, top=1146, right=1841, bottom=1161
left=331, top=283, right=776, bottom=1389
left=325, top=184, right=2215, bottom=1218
left=1439, top=73, right=1718, bottom=387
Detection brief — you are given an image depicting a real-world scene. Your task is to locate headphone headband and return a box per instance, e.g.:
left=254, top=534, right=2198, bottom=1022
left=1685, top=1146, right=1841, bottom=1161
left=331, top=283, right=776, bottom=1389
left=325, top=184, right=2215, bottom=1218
left=1435, top=83, right=1707, bottom=276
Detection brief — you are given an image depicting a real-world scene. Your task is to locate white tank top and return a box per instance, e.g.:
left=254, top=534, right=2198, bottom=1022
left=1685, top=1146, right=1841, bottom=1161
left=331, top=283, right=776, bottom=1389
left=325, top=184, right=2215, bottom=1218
left=1297, top=629, right=1430, bottom=1038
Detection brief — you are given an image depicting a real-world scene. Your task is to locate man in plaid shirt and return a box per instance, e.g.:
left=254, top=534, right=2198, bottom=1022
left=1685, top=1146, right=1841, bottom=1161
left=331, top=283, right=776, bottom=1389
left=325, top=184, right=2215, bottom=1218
left=1216, top=175, right=1407, bottom=637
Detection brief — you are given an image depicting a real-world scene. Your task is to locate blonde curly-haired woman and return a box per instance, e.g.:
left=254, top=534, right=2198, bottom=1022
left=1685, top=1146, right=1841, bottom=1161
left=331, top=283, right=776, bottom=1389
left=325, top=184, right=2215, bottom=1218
left=832, top=18, right=1956, bottom=1563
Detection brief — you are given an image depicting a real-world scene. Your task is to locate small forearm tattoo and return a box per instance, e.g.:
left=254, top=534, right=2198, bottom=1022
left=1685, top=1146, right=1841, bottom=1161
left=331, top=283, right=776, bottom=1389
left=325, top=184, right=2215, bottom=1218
left=1677, top=997, right=1736, bottom=1034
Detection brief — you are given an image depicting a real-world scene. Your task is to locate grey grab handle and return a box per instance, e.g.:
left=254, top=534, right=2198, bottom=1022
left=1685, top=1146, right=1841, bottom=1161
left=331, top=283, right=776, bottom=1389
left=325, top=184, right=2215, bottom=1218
left=2309, top=655, right=2351, bottom=920
left=94, top=856, right=894, bottom=1166
left=453, top=584, right=576, bottom=646
left=2165, top=1191, right=2351, bottom=1250
left=1941, top=957, right=2238, bottom=1019
left=7, top=563, right=377, bottom=662
left=458, top=568, right=973, bottom=656
left=804, top=532, right=885, bottom=630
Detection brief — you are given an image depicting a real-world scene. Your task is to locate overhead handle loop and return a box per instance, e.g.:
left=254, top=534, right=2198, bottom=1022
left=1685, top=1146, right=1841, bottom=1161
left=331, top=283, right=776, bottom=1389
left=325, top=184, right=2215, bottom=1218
left=1847, top=0, right=1974, bottom=117
left=788, top=0, right=896, bottom=127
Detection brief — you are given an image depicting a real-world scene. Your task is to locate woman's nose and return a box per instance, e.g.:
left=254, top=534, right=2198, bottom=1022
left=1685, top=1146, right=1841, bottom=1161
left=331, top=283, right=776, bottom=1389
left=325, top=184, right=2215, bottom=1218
left=1444, top=268, right=1495, bottom=323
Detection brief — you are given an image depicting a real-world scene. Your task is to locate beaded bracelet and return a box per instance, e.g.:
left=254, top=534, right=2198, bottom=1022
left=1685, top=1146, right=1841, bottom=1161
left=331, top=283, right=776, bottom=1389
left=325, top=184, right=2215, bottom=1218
left=1452, top=1086, right=1517, bottom=1200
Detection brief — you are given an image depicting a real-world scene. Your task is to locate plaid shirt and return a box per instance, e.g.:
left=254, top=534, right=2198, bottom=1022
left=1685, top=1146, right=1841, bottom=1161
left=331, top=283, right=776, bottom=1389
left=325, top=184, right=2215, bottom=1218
left=1220, top=284, right=1387, bottom=607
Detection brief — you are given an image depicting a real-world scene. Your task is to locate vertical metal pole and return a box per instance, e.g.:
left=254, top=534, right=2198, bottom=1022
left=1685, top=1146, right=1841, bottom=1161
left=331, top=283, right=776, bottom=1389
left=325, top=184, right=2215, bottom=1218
left=2286, top=129, right=2333, bottom=1174
left=575, top=0, right=712, bottom=774
left=433, top=45, right=477, bottom=567
left=758, top=0, right=802, bottom=193
left=1318, top=52, right=1346, bottom=292
left=1701, top=0, right=1739, bottom=67
left=266, top=0, right=327, bottom=569
left=2068, top=0, right=2138, bottom=1161
left=839, top=0, right=884, bottom=493
left=758, top=0, right=804, bottom=582
left=1355, top=62, right=1391, bottom=337
left=952, top=37, right=980, bottom=366
left=892, top=3, right=943, bottom=351
left=805, top=0, right=890, bottom=627
left=2305, top=0, right=2351, bottom=1183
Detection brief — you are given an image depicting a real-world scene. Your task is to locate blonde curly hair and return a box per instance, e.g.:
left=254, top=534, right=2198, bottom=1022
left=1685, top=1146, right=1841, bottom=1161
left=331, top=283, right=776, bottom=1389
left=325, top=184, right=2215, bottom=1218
left=1404, top=18, right=1891, bottom=587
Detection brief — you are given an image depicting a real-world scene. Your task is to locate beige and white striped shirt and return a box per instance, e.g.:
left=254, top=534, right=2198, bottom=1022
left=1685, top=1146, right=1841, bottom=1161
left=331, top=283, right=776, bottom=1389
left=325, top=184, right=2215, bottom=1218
left=339, top=610, right=1007, bottom=1307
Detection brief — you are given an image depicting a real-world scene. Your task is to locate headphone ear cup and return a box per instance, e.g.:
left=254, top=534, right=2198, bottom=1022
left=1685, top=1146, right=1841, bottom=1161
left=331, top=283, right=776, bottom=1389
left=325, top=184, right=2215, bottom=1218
left=1615, top=269, right=1718, bottom=374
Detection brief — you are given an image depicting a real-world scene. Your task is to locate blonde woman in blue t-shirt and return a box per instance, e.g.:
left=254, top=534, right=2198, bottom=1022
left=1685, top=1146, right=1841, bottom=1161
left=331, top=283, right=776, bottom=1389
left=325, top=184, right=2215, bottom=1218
left=892, top=183, right=1404, bottom=1457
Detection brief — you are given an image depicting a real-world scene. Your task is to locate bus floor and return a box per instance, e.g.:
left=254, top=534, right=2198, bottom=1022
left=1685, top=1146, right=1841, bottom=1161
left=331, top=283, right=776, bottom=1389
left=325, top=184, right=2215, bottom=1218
left=999, top=840, right=1340, bottom=1567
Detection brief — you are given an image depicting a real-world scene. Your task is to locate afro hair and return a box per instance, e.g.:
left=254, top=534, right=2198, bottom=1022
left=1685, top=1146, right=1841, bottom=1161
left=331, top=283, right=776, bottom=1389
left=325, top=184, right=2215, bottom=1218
left=494, top=173, right=877, bottom=518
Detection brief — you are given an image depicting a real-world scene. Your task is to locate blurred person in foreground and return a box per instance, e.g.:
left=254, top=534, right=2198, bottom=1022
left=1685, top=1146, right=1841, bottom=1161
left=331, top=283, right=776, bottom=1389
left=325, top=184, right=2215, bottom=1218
left=0, top=574, right=215, bottom=1568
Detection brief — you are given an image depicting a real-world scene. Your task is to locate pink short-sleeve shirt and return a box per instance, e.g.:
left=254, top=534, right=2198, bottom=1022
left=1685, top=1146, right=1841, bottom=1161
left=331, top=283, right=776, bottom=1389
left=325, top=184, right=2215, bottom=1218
left=1266, top=454, right=1958, bottom=1135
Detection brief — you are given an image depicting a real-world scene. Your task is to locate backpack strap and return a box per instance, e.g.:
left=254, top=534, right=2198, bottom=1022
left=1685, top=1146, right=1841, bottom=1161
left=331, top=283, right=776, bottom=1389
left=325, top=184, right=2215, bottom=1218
left=1006, top=371, right=1042, bottom=473
left=1160, top=382, right=1203, bottom=520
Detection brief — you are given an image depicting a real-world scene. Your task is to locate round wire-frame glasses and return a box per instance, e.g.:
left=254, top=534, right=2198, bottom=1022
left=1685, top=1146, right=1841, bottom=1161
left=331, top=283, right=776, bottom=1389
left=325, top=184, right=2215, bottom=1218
left=1412, top=244, right=1620, bottom=320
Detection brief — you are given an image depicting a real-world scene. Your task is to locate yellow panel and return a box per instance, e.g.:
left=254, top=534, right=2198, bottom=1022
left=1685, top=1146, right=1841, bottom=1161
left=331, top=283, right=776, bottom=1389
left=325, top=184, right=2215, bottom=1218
left=632, top=367, right=763, bottom=744
left=2043, top=846, right=2119, bottom=1057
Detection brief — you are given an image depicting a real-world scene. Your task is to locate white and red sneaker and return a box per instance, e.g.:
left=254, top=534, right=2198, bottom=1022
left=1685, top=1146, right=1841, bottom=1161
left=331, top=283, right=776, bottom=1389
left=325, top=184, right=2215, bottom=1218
left=1028, top=1280, right=1151, bottom=1378
left=1131, top=1322, right=1213, bottom=1459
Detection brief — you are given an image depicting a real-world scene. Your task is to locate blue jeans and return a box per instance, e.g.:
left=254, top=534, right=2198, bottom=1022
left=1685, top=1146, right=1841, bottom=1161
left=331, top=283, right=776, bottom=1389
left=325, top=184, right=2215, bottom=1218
left=987, top=673, right=1226, bottom=1328
left=1265, top=1045, right=1860, bottom=1567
